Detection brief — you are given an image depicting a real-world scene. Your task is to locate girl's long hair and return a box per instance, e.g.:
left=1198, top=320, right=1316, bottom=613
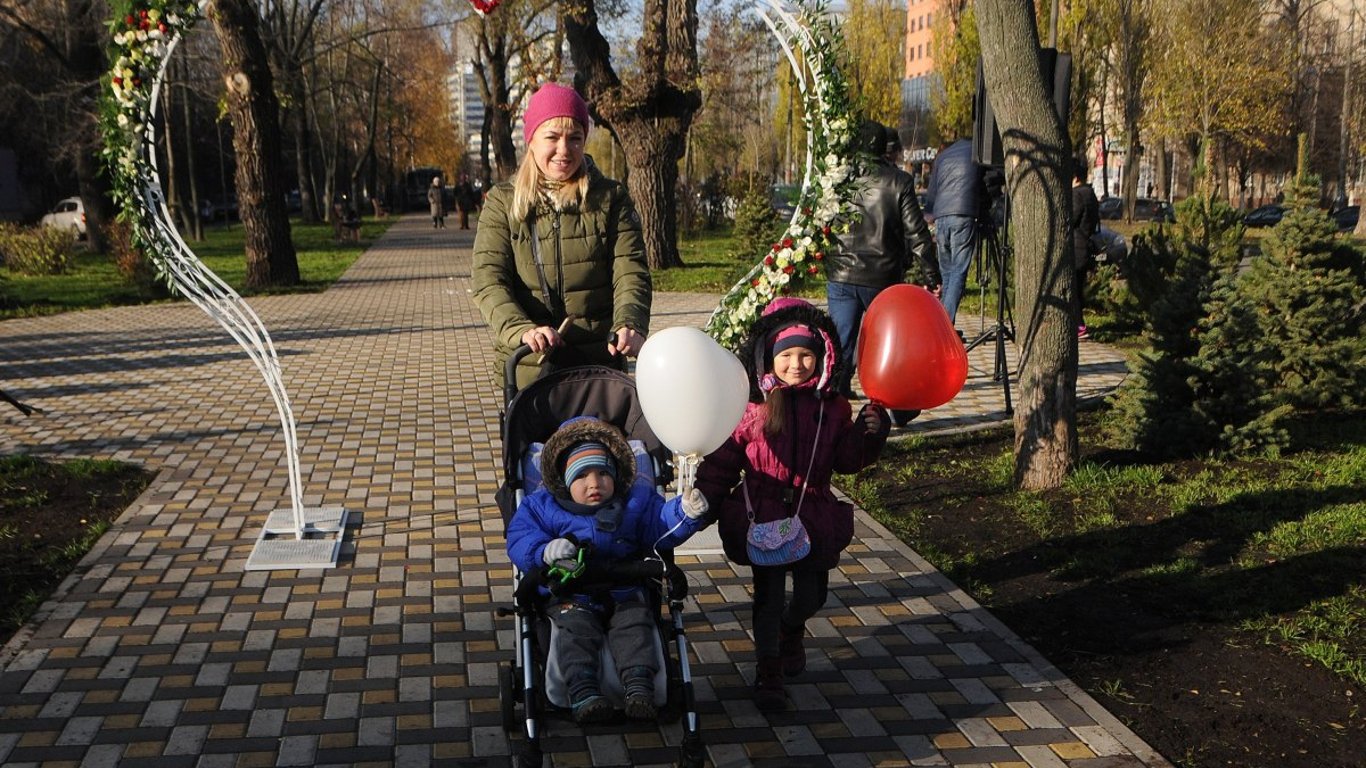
left=510, top=116, right=590, bottom=220
left=762, top=387, right=789, bottom=436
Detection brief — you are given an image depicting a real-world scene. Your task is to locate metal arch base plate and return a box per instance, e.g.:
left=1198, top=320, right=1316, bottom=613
left=245, top=506, right=351, bottom=571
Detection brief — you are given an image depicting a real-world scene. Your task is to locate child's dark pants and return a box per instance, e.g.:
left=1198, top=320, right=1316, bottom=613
left=751, top=564, right=829, bottom=657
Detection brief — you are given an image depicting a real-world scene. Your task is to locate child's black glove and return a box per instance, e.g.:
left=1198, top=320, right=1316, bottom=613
left=858, top=403, right=891, bottom=439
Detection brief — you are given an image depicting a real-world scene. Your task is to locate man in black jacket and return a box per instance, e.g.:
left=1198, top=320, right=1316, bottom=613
left=827, top=121, right=940, bottom=425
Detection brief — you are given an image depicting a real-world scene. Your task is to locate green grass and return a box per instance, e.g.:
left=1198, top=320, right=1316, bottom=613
left=841, top=409, right=1366, bottom=687
left=661, top=225, right=824, bottom=299
left=0, top=217, right=389, bottom=319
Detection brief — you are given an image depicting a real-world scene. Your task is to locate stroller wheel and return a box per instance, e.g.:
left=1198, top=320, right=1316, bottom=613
left=677, top=736, right=706, bottom=768
left=499, top=663, right=519, bottom=732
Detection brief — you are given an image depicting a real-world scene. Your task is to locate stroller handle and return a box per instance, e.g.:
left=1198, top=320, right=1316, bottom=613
left=503, top=344, right=536, bottom=403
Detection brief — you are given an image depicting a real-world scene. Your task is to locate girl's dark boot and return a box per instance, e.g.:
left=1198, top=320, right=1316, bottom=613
left=754, top=656, right=788, bottom=711
left=779, top=624, right=806, bottom=677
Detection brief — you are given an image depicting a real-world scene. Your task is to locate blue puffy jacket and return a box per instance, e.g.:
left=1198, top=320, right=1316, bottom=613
left=506, top=479, right=701, bottom=577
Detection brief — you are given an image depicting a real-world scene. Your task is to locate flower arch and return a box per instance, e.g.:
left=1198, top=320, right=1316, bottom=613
left=100, top=0, right=348, bottom=570
left=703, top=0, right=863, bottom=349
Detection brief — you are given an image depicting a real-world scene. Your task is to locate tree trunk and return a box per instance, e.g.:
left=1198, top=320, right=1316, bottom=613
left=563, top=0, right=701, bottom=270
left=208, top=0, right=299, bottom=288
left=1154, top=136, right=1169, bottom=200
left=618, top=128, right=683, bottom=271
left=975, top=0, right=1077, bottom=490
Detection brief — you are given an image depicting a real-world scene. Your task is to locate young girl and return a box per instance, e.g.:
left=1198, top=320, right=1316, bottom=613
left=695, top=297, right=890, bottom=711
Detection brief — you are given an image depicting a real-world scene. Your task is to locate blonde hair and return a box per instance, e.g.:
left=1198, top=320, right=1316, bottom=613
left=510, top=116, right=590, bottom=220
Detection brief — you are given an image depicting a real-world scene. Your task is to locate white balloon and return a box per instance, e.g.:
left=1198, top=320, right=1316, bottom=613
left=636, top=327, right=749, bottom=457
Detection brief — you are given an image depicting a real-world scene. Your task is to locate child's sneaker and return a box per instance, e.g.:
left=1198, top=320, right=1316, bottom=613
left=1077, top=325, right=1090, bottom=340
left=779, top=625, right=806, bottom=677
left=754, top=657, right=788, bottom=711
left=621, top=666, right=657, bottom=720
left=624, top=692, right=658, bottom=721
left=572, top=694, right=613, bottom=724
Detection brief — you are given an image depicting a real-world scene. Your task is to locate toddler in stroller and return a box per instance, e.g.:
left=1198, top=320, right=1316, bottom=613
left=495, top=356, right=710, bottom=768
left=506, top=416, right=709, bottom=722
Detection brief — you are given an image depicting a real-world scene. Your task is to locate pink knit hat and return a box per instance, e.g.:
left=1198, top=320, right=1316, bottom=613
left=523, top=83, right=591, bottom=144
left=762, top=297, right=814, bottom=317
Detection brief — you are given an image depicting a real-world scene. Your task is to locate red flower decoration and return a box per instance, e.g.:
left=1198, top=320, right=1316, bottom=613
left=802, top=207, right=812, bottom=216
left=813, top=251, right=824, bottom=260
left=822, top=225, right=831, bottom=236
left=808, top=265, right=819, bottom=274
left=467, top=0, right=504, bottom=14
left=783, top=265, right=795, bottom=275
left=771, top=242, right=781, bottom=252
left=782, top=238, right=794, bottom=248
left=764, top=255, right=774, bottom=266
left=752, top=279, right=762, bottom=287
left=125, top=15, right=135, bottom=25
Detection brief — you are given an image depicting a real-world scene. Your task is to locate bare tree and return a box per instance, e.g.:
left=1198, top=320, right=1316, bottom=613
left=976, top=0, right=1077, bottom=490
left=467, top=0, right=557, bottom=183
left=564, top=0, right=703, bottom=270
left=1112, top=0, right=1149, bottom=219
left=0, top=0, right=115, bottom=253
left=209, top=0, right=299, bottom=288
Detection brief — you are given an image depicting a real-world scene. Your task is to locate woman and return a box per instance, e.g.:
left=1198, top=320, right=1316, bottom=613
left=428, top=176, right=446, bottom=229
left=473, top=83, right=650, bottom=389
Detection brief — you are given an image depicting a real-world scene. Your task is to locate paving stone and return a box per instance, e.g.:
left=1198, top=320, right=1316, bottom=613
left=0, top=217, right=1152, bottom=768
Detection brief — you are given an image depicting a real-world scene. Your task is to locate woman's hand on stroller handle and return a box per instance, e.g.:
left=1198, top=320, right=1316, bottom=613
left=607, top=326, right=645, bottom=357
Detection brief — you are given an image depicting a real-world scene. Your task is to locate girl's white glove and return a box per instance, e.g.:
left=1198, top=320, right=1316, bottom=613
left=681, top=488, right=709, bottom=519
left=542, top=538, right=576, bottom=565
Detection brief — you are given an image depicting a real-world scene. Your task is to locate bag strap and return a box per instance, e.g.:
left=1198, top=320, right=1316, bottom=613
left=526, top=208, right=565, bottom=319
left=744, top=400, right=824, bottom=522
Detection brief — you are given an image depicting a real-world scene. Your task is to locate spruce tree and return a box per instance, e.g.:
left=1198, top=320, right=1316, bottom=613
left=1103, top=195, right=1241, bottom=456
left=1190, top=136, right=1365, bottom=454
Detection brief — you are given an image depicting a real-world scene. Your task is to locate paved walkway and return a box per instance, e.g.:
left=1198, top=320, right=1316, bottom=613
left=1, top=215, right=1157, bottom=767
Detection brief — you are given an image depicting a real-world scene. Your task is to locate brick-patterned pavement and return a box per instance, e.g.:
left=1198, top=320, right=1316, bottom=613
left=1, top=215, right=1159, bottom=767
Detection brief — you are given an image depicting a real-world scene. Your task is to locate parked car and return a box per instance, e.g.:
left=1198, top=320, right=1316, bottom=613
left=1131, top=197, right=1175, bottom=223
left=1243, top=204, right=1286, bottom=228
left=1332, top=205, right=1359, bottom=232
left=199, top=198, right=239, bottom=222
left=39, top=196, right=86, bottom=239
left=1098, top=196, right=1123, bottom=220
left=771, top=184, right=800, bottom=221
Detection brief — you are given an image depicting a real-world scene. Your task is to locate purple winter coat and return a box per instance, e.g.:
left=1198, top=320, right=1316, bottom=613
left=695, top=301, right=887, bottom=570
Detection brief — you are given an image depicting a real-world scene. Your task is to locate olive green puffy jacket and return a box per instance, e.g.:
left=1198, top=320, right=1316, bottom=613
left=472, top=167, right=651, bottom=390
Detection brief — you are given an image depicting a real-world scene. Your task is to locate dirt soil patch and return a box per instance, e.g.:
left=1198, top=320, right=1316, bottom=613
left=859, top=419, right=1364, bottom=768
left=0, top=456, right=152, bottom=641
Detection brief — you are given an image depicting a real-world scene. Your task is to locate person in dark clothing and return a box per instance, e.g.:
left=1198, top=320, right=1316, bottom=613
left=922, top=137, right=985, bottom=324
left=453, top=174, right=479, bottom=229
left=1070, top=160, right=1101, bottom=340
left=826, top=121, right=939, bottom=427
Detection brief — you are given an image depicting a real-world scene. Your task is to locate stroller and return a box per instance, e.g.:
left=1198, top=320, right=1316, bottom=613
left=494, top=347, right=707, bottom=768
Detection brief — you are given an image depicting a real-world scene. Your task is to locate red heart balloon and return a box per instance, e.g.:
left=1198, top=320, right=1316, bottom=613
left=856, top=284, right=969, bottom=410
left=468, top=0, right=502, bottom=14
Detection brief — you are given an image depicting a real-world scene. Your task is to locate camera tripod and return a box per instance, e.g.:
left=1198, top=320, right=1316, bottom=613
left=964, top=211, right=1015, bottom=416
